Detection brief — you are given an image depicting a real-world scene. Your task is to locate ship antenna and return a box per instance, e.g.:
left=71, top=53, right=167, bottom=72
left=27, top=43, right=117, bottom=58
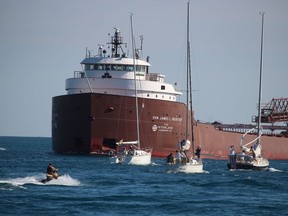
left=140, top=35, right=143, bottom=58
left=98, top=44, right=104, bottom=57
left=85, top=47, right=93, bottom=58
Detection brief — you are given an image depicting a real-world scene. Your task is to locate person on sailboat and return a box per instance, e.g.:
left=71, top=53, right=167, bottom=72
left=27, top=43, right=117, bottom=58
left=195, top=145, right=201, bottom=159
left=175, top=150, right=183, bottom=164
left=238, top=151, right=246, bottom=162
left=229, top=145, right=236, bottom=168
left=180, top=150, right=188, bottom=164
left=250, top=146, right=256, bottom=160
left=165, top=153, right=174, bottom=164
left=128, top=145, right=134, bottom=155
left=180, top=139, right=186, bottom=148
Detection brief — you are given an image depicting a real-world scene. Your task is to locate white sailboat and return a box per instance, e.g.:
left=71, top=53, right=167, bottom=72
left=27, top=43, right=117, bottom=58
left=110, top=14, right=152, bottom=166
left=227, top=12, right=269, bottom=171
left=173, top=1, right=203, bottom=173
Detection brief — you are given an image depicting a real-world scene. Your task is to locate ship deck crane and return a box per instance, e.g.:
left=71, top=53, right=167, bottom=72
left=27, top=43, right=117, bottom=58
left=258, top=98, right=288, bottom=123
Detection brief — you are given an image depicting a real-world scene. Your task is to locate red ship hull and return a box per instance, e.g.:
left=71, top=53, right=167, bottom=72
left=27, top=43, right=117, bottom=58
left=52, top=93, right=288, bottom=160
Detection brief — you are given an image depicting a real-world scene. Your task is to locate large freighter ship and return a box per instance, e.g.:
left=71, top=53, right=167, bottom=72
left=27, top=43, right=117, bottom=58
left=52, top=28, right=288, bottom=160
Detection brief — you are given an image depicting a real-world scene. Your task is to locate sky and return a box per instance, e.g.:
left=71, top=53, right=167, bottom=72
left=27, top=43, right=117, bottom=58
left=0, top=0, right=287, bottom=137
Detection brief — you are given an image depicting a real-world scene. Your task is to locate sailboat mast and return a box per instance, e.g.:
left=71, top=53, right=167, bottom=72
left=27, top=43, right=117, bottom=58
left=186, top=1, right=195, bottom=156
left=257, top=12, right=265, bottom=142
left=130, top=13, right=140, bottom=149
left=185, top=1, right=190, bottom=140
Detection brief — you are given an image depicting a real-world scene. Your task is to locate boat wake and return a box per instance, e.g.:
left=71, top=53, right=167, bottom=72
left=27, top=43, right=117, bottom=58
left=229, top=167, right=283, bottom=173
left=268, top=167, right=283, bottom=172
left=166, top=168, right=209, bottom=174
left=151, top=162, right=161, bottom=166
left=0, top=147, right=6, bottom=151
left=0, top=174, right=81, bottom=189
left=177, top=170, right=209, bottom=174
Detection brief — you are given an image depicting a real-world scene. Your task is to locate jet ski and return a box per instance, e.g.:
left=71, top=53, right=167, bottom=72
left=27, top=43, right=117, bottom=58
left=40, top=170, right=59, bottom=183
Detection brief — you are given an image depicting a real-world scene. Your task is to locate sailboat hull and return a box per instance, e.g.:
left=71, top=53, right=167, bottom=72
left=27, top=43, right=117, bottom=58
left=227, top=161, right=269, bottom=171
left=126, top=150, right=152, bottom=165
left=227, top=155, right=269, bottom=171
left=175, top=159, right=204, bottom=173
left=109, top=149, right=152, bottom=165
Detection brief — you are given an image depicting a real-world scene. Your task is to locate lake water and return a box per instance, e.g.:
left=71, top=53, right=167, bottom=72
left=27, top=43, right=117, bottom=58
left=0, top=136, right=287, bottom=215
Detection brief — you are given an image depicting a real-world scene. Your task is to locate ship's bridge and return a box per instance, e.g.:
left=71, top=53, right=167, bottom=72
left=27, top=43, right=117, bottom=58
left=80, top=56, right=151, bottom=80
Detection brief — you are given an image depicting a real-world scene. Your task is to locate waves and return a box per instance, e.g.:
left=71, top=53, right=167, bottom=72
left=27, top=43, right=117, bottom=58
left=1, top=137, right=288, bottom=216
left=0, top=174, right=81, bottom=190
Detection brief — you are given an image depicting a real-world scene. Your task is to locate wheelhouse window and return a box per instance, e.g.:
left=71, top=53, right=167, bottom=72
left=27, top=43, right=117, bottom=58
left=136, top=65, right=146, bottom=72
left=85, top=64, right=93, bottom=71
left=123, top=65, right=129, bottom=71
left=90, top=64, right=147, bottom=72
left=97, top=64, right=104, bottom=70
left=105, top=65, right=111, bottom=70
left=117, top=65, right=123, bottom=71
left=111, top=65, right=117, bottom=70
left=128, top=65, right=134, bottom=71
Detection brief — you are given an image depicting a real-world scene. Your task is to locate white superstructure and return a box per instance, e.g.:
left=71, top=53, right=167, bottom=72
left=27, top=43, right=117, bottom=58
left=65, top=28, right=181, bottom=102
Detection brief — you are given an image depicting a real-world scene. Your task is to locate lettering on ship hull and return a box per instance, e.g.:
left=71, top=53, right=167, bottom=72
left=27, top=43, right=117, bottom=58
left=151, top=115, right=182, bottom=132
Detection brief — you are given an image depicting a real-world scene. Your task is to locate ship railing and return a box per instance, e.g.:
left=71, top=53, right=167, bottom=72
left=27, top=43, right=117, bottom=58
left=74, top=71, right=85, bottom=78
left=146, top=73, right=164, bottom=83
left=213, top=122, right=288, bottom=134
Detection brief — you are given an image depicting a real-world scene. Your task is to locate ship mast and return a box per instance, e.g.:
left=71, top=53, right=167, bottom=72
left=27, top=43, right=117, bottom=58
left=108, top=28, right=127, bottom=58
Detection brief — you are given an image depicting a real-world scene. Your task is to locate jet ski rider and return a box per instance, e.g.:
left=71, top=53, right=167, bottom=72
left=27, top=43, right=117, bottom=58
left=47, top=163, right=58, bottom=178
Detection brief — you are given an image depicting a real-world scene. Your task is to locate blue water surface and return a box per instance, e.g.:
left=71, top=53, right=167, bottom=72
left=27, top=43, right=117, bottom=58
left=0, top=136, right=287, bottom=216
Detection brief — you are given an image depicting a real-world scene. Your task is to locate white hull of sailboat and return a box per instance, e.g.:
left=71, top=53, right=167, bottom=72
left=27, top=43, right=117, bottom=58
left=172, top=159, right=204, bottom=174
left=126, top=149, right=152, bottom=166
left=110, top=149, right=152, bottom=165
